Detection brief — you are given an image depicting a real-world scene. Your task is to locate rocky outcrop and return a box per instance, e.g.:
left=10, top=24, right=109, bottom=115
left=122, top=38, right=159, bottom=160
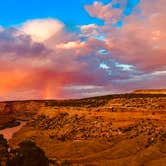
left=133, top=89, right=166, bottom=94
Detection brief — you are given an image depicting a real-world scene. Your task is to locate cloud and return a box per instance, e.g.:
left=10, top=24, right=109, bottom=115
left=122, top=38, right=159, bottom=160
left=21, top=18, right=64, bottom=42
left=0, top=26, right=3, bottom=32
left=0, top=0, right=165, bottom=100
left=0, top=20, right=112, bottom=100
left=79, top=24, right=99, bottom=37
left=110, top=1, right=166, bottom=72
left=56, top=41, right=86, bottom=50
left=85, top=0, right=141, bottom=24
left=85, top=1, right=120, bottom=24
left=84, top=0, right=166, bottom=72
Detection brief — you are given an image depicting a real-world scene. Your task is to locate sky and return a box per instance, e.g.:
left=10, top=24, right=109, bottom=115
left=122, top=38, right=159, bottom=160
left=0, top=0, right=165, bottom=100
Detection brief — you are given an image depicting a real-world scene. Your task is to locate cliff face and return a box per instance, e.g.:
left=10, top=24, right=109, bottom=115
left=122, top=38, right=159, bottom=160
left=133, top=89, right=166, bottom=94
left=0, top=101, right=45, bottom=128
left=0, top=103, right=15, bottom=128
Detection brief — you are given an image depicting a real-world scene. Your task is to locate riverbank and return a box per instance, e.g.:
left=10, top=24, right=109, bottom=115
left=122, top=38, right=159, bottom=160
left=0, top=120, right=21, bottom=130
left=0, top=121, right=26, bottom=140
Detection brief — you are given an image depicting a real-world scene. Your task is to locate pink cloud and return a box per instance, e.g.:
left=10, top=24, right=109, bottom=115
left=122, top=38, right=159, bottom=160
left=85, top=0, right=166, bottom=72
left=0, top=21, right=110, bottom=100
left=85, top=1, right=121, bottom=24
left=0, top=0, right=165, bottom=100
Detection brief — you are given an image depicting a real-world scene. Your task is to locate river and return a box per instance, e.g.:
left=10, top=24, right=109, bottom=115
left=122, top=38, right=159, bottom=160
left=0, top=121, right=26, bottom=140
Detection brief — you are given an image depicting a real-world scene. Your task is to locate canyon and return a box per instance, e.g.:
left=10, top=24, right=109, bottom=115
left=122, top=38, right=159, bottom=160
left=0, top=91, right=166, bottom=165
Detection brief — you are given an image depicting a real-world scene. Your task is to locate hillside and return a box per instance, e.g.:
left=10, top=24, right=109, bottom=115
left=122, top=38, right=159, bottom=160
left=0, top=92, right=166, bottom=165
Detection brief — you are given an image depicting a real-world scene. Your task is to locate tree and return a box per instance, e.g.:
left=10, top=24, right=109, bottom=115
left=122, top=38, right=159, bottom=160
left=7, top=141, right=49, bottom=166
left=0, top=134, right=9, bottom=166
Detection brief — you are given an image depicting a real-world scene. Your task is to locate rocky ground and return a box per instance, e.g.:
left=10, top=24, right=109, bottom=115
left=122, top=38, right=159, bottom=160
left=0, top=93, right=166, bottom=165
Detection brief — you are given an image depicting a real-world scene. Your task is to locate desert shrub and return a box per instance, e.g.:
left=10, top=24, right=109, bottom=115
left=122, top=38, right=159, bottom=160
left=7, top=141, right=49, bottom=166
left=0, top=135, right=8, bottom=148
left=0, top=135, right=9, bottom=165
left=61, top=160, right=71, bottom=166
left=121, top=126, right=133, bottom=132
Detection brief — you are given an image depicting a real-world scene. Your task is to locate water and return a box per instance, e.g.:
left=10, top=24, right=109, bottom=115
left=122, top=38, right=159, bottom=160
left=0, top=121, right=26, bottom=140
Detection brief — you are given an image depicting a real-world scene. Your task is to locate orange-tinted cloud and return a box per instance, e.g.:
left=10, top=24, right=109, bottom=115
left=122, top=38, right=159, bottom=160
left=0, top=0, right=165, bottom=100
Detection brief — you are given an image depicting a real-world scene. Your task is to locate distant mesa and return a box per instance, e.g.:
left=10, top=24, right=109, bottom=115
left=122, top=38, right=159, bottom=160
left=132, top=89, right=166, bottom=94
